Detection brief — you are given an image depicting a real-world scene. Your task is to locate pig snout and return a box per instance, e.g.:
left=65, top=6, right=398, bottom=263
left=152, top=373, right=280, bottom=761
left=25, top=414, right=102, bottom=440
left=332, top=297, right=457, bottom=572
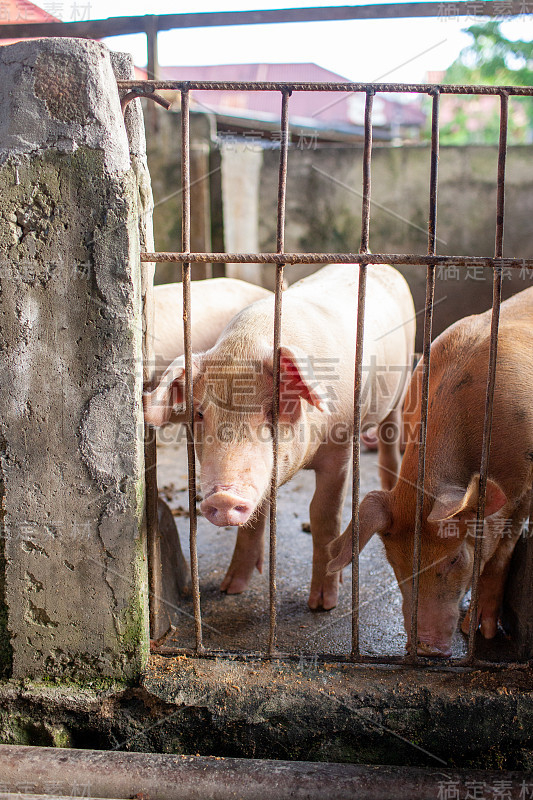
left=403, top=600, right=456, bottom=658
left=407, top=622, right=455, bottom=658
left=200, top=489, right=255, bottom=527
left=410, top=637, right=453, bottom=659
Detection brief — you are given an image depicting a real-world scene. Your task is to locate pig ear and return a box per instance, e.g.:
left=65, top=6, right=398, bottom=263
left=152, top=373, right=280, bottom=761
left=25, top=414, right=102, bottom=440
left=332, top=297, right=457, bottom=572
left=427, top=474, right=507, bottom=523
left=143, top=355, right=195, bottom=427
left=275, top=345, right=329, bottom=423
left=327, top=491, right=392, bottom=574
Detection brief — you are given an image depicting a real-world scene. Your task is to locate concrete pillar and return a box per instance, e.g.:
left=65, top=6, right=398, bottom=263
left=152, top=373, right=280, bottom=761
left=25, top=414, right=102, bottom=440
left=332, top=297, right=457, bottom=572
left=220, top=144, right=276, bottom=291
left=0, top=38, right=150, bottom=680
left=190, top=140, right=213, bottom=280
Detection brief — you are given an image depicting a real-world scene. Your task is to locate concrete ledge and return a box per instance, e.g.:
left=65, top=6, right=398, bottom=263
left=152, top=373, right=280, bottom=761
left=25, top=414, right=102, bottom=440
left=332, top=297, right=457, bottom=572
left=0, top=657, right=531, bottom=770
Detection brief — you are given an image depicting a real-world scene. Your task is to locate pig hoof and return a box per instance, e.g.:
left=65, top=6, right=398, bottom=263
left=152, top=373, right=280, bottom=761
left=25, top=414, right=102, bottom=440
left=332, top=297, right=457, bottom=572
left=480, top=617, right=498, bottom=639
left=220, top=561, right=262, bottom=594
left=308, top=590, right=338, bottom=612
left=461, top=608, right=499, bottom=639
left=220, top=574, right=249, bottom=595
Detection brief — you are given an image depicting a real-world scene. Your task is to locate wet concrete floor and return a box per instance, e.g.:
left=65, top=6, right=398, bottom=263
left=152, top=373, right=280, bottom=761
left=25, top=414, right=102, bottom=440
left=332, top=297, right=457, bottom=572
left=155, top=430, right=468, bottom=659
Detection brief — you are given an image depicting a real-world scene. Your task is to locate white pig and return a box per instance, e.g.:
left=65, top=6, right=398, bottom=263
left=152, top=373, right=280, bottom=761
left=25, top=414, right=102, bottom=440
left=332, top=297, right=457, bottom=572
left=150, top=278, right=272, bottom=383
left=144, top=264, right=415, bottom=610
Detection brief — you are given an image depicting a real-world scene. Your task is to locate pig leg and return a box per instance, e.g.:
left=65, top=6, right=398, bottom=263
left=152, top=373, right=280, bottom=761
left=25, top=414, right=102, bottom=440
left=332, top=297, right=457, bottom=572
left=308, top=447, right=351, bottom=610
left=220, top=500, right=267, bottom=594
left=461, top=504, right=526, bottom=638
left=377, top=406, right=402, bottom=491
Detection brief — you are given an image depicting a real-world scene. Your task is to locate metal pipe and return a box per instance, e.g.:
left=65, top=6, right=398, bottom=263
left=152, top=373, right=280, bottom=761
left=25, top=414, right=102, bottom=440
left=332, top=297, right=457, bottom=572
left=268, top=89, right=291, bottom=656
left=466, top=93, right=508, bottom=664
left=0, top=744, right=529, bottom=800
left=408, top=91, right=440, bottom=662
left=181, top=87, right=204, bottom=655
left=1, top=3, right=531, bottom=39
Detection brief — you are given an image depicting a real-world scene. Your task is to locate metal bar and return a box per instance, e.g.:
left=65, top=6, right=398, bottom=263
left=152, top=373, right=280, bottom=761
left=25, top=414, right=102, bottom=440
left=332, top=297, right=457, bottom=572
left=145, top=430, right=164, bottom=639
left=153, top=646, right=527, bottom=671
left=145, top=14, right=160, bottom=135
left=181, top=88, right=203, bottom=655
left=359, top=90, right=374, bottom=255
left=140, top=252, right=533, bottom=269
left=466, top=93, right=509, bottom=664
left=268, top=89, right=291, bottom=656
left=351, top=90, right=374, bottom=658
left=0, top=745, right=529, bottom=800
left=3, top=3, right=530, bottom=40
left=145, top=14, right=159, bottom=82
left=408, top=91, right=440, bottom=662
left=118, top=79, right=533, bottom=96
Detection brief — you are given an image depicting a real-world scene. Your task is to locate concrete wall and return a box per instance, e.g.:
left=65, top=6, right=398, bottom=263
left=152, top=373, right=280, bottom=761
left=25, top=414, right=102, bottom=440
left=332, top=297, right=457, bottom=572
left=0, top=39, right=150, bottom=680
left=147, top=113, right=533, bottom=348
left=258, top=143, right=533, bottom=350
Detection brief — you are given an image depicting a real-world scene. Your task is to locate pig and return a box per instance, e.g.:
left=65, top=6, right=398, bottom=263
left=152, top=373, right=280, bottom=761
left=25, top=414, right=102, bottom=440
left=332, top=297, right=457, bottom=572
left=328, top=286, right=533, bottom=655
left=151, top=278, right=272, bottom=383
left=144, top=263, right=415, bottom=610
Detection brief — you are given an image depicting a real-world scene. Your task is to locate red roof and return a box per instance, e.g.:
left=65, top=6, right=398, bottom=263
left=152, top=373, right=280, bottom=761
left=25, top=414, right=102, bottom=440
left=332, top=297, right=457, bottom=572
left=0, top=0, right=59, bottom=46
left=159, top=63, right=425, bottom=131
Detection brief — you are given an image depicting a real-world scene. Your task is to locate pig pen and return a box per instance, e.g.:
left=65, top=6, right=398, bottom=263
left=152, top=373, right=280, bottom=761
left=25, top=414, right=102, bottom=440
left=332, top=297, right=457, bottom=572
left=141, top=79, right=533, bottom=670
left=133, top=77, right=533, bottom=773
left=0, top=38, right=532, bottom=784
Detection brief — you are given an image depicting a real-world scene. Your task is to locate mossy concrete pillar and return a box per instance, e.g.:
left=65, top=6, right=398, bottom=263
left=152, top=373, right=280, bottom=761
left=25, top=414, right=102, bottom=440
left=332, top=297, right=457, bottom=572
left=0, top=39, right=150, bottom=680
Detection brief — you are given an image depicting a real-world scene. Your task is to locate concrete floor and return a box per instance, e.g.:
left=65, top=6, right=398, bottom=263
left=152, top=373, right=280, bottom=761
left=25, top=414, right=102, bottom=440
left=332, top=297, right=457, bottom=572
left=155, top=431, right=468, bottom=659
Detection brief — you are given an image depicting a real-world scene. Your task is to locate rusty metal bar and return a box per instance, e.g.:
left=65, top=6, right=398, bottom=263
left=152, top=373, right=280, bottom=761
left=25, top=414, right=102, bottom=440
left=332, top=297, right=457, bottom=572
left=351, top=90, right=374, bottom=658
left=268, top=89, right=291, bottom=656
left=145, top=429, right=164, bottom=639
left=359, top=90, right=374, bottom=255
left=408, top=91, right=440, bottom=662
left=118, top=79, right=533, bottom=96
left=181, top=87, right=203, bottom=655
left=466, top=93, right=509, bottom=664
left=140, top=252, right=533, bottom=269
left=120, top=88, right=170, bottom=115
left=154, top=642, right=528, bottom=669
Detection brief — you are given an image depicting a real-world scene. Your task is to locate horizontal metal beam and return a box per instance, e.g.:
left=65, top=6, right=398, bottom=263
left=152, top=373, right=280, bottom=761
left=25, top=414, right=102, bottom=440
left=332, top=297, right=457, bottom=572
left=0, top=2, right=530, bottom=40
left=141, top=252, right=533, bottom=270
left=154, top=646, right=523, bottom=671
left=0, top=744, right=529, bottom=800
left=118, top=79, right=533, bottom=95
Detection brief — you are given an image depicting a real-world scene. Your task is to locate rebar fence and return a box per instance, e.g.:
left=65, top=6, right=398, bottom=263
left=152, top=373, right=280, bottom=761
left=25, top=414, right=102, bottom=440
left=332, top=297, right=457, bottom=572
left=125, top=78, right=533, bottom=667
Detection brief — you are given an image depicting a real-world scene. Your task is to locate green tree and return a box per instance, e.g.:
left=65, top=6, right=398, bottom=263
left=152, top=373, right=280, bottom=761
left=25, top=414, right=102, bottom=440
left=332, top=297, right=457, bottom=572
left=436, top=22, right=533, bottom=145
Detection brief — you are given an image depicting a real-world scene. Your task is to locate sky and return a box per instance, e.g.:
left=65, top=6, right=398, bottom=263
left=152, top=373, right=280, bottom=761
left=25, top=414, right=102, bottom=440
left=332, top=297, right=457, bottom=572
left=46, top=1, right=533, bottom=84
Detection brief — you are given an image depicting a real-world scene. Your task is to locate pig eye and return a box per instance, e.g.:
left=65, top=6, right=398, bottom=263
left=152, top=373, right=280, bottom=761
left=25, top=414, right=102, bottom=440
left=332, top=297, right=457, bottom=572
left=195, top=410, right=204, bottom=421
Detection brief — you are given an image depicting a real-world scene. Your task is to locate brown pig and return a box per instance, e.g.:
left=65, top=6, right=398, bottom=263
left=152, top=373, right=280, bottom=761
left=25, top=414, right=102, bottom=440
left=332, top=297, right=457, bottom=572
left=328, top=286, right=533, bottom=655
left=144, top=263, right=415, bottom=610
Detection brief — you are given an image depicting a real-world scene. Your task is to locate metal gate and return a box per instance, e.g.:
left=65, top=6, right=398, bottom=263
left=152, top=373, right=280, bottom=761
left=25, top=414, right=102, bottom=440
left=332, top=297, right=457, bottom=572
left=121, top=77, right=533, bottom=667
